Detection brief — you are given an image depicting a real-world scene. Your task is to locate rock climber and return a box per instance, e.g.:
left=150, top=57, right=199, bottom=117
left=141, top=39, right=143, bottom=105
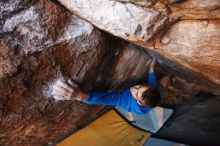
left=52, top=58, right=171, bottom=115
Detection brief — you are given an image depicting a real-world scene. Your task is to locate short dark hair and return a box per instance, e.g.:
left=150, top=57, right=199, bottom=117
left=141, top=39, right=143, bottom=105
left=141, top=87, right=161, bottom=108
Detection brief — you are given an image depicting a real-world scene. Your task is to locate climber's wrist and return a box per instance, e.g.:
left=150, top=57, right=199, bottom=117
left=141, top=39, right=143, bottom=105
left=70, top=90, right=89, bottom=101
left=149, top=65, right=154, bottom=72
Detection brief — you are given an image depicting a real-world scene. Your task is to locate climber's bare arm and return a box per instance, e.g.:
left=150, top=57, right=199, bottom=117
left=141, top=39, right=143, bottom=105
left=52, top=80, right=89, bottom=101
left=149, top=57, right=156, bottom=73
left=149, top=57, right=172, bottom=88
left=160, top=76, right=171, bottom=88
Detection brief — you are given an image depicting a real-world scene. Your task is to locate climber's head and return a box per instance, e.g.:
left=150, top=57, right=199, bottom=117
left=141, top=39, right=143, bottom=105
left=130, top=85, right=161, bottom=108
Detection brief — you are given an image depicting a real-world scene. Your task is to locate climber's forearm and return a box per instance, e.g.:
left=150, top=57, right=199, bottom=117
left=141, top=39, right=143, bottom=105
left=149, top=64, right=154, bottom=73
left=147, top=57, right=157, bottom=87
left=71, top=91, right=89, bottom=101
left=149, top=57, right=156, bottom=73
left=160, top=76, right=171, bottom=88
left=52, top=80, right=90, bottom=101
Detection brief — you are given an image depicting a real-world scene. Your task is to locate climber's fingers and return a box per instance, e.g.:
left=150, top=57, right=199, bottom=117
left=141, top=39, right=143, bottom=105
left=53, top=95, right=65, bottom=100
left=52, top=81, right=73, bottom=100
left=53, top=84, right=68, bottom=95
left=56, top=80, right=73, bottom=93
left=52, top=87, right=66, bottom=97
left=160, top=76, right=171, bottom=88
left=151, top=57, right=157, bottom=66
left=67, top=79, right=79, bottom=88
left=51, top=79, right=81, bottom=101
left=52, top=89, right=72, bottom=100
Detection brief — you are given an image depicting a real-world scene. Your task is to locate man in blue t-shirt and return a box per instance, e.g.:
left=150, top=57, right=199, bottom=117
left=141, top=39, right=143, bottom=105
left=52, top=58, right=171, bottom=115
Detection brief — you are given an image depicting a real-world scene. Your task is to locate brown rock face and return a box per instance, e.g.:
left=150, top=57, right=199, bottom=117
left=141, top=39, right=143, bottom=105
left=0, top=0, right=116, bottom=145
left=117, top=0, right=220, bottom=19
left=59, top=0, right=220, bottom=94
left=155, top=20, right=220, bottom=94
left=108, top=43, right=152, bottom=90
left=0, top=0, right=220, bottom=145
left=170, top=0, right=220, bottom=19
left=0, top=0, right=157, bottom=145
left=0, top=41, right=21, bottom=78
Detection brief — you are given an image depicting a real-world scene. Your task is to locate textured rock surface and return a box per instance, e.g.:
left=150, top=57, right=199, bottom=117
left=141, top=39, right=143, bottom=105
left=155, top=20, right=220, bottom=94
left=58, top=0, right=169, bottom=48
left=170, top=0, right=220, bottom=19
left=117, top=0, right=220, bottom=19
left=108, top=43, right=152, bottom=90
left=0, top=0, right=165, bottom=145
left=0, top=0, right=220, bottom=145
left=116, top=0, right=174, bottom=15
left=0, top=41, right=21, bottom=78
left=59, top=0, right=220, bottom=94
left=0, top=0, right=115, bottom=145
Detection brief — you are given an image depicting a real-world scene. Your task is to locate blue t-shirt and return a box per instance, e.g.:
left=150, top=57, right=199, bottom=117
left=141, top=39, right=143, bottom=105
left=86, top=72, right=157, bottom=115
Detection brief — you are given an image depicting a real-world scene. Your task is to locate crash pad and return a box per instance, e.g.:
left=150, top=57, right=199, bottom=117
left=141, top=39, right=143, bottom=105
left=57, top=110, right=151, bottom=146
left=116, top=106, right=173, bottom=133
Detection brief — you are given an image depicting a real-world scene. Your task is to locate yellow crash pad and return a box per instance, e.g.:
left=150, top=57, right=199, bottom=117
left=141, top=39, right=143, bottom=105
left=57, top=110, right=151, bottom=146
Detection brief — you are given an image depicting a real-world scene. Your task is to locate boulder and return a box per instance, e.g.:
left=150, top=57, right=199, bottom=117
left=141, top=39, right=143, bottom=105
left=58, top=0, right=169, bottom=48
left=0, top=0, right=113, bottom=145
left=0, top=0, right=220, bottom=145
left=116, top=0, right=220, bottom=19
left=170, top=0, right=220, bottom=19
left=58, top=0, right=220, bottom=95
left=155, top=20, right=220, bottom=95
left=0, top=0, right=157, bottom=145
